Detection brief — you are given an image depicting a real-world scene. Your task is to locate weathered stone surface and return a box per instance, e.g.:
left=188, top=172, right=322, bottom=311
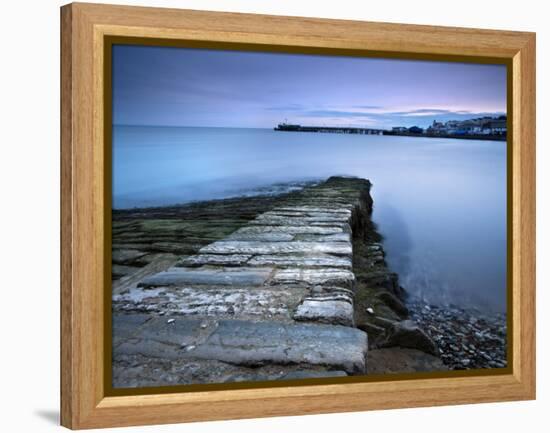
left=112, top=249, right=148, bottom=265
left=310, top=285, right=354, bottom=298
left=112, top=313, right=152, bottom=345
left=112, top=253, right=179, bottom=295
left=115, top=318, right=209, bottom=360
left=192, top=320, right=368, bottom=374
left=294, top=299, right=354, bottom=326
left=176, top=254, right=251, bottom=267
left=248, top=254, right=352, bottom=268
left=250, top=217, right=351, bottom=229
left=294, top=233, right=351, bottom=242
left=112, top=353, right=349, bottom=387
left=256, top=212, right=350, bottom=223
left=272, top=268, right=355, bottom=287
left=280, top=370, right=348, bottom=380
left=139, top=266, right=273, bottom=287
left=226, top=231, right=295, bottom=242
left=111, top=177, right=399, bottom=387
left=381, top=320, right=439, bottom=356
left=275, top=206, right=353, bottom=214
left=112, top=264, right=141, bottom=279
left=232, top=225, right=344, bottom=235
left=115, top=318, right=368, bottom=374
left=199, top=241, right=352, bottom=256
left=113, top=286, right=307, bottom=319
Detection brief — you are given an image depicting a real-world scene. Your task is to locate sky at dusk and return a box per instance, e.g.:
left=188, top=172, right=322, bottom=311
left=112, top=45, right=507, bottom=129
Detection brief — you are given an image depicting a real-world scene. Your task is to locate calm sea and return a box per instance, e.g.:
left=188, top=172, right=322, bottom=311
left=113, top=125, right=507, bottom=312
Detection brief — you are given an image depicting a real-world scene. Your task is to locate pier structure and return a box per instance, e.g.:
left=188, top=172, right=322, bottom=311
left=111, top=177, right=443, bottom=387
left=274, top=123, right=385, bottom=135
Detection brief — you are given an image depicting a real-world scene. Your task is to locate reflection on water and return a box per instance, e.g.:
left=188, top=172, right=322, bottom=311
left=113, top=125, right=507, bottom=312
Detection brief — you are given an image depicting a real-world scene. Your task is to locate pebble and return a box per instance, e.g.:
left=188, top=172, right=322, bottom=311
left=407, top=297, right=507, bottom=371
left=166, top=318, right=175, bottom=324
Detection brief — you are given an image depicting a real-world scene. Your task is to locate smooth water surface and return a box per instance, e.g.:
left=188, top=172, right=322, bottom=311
left=113, top=126, right=507, bottom=312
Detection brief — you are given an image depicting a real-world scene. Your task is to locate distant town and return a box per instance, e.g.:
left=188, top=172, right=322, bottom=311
left=275, top=115, right=507, bottom=141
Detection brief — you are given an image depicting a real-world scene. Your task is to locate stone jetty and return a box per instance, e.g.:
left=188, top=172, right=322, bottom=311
left=112, top=177, right=444, bottom=388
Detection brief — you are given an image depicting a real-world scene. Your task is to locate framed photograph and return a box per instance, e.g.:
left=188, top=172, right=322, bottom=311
left=60, top=2, right=535, bottom=429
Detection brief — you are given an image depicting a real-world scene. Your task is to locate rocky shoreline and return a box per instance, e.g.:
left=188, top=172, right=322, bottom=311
left=111, top=176, right=507, bottom=387
left=407, top=298, right=507, bottom=370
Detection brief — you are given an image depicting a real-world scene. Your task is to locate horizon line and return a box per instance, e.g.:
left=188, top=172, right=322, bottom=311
left=113, top=112, right=507, bottom=131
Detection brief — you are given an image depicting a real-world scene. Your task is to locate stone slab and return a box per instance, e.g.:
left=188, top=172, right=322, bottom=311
left=294, top=233, right=351, bottom=242
left=272, top=268, right=355, bottom=287
left=254, top=215, right=350, bottom=225
left=294, top=299, right=355, bottom=327
left=112, top=249, right=148, bottom=265
left=115, top=319, right=368, bottom=374
left=139, top=266, right=273, bottom=287
left=248, top=254, right=352, bottom=269
left=176, top=254, right=251, bottom=267
left=226, top=232, right=295, bottom=242
left=233, top=225, right=344, bottom=235
left=113, top=286, right=307, bottom=319
left=200, top=241, right=352, bottom=256
left=275, top=206, right=353, bottom=215
left=193, top=320, right=367, bottom=374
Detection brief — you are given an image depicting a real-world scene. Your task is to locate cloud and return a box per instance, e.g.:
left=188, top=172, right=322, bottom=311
left=283, top=106, right=506, bottom=129
left=265, top=104, right=306, bottom=112
left=352, top=105, right=384, bottom=110
left=303, top=109, right=377, bottom=119
left=390, top=108, right=455, bottom=116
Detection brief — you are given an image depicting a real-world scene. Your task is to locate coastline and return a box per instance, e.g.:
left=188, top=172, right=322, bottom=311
left=111, top=176, right=506, bottom=387
left=274, top=122, right=507, bottom=141
left=274, top=128, right=506, bottom=142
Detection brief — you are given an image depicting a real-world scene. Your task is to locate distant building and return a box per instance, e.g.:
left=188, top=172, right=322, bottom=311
left=392, top=126, right=408, bottom=133
left=486, top=119, right=507, bottom=134
left=426, top=116, right=506, bottom=137
left=408, top=126, right=423, bottom=134
left=427, top=120, right=446, bottom=135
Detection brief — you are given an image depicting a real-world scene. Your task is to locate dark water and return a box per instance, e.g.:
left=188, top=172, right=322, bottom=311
left=113, top=125, right=507, bottom=312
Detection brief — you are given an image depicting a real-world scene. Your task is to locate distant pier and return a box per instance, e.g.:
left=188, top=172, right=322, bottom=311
left=274, top=123, right=506, bottom=141
left=274, top=123, right=385, bottom=135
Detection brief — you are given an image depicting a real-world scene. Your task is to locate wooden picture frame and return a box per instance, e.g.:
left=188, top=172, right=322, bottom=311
left=60, top=2, right=536, bottom=429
